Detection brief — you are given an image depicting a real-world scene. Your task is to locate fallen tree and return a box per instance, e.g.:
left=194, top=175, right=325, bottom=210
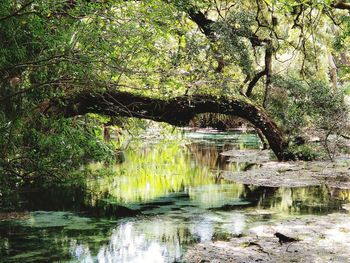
left=48, top=91, right=291, bottom=160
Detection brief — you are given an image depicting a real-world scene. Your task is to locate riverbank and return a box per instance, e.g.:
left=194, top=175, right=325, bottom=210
left=222, top=150, right=350, bottom=188
left=184, top=212, right=350, bottom=263
left=184, top=150, right=350, bottom=263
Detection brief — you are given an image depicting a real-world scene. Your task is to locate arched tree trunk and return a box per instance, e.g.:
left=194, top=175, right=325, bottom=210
left=48, top=91, right=290, bottom=160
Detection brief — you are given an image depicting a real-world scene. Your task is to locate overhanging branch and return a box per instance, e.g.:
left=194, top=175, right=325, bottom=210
left=48, top=90, right=290, bottom=160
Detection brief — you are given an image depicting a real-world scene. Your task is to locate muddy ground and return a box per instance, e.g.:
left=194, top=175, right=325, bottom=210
left=184, top=150, right=350, bottom=263
left=222, top=150, right=350, bottom=188
left=184, top=213, right=350, bottom=263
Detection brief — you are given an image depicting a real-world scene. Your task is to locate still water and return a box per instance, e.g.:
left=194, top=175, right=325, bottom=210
left=1, top=131, right=350, bottom=262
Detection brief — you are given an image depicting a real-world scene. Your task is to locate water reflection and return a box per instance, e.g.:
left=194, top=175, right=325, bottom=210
left=97, top=222, right=181, bottom=263
left=69, top=222, right=180, bottom=263
left=1, top=131, right=350, bottom=262
left=66, top=216, right=197, bottom=263
left=86, top=134, right=258, bottom=206
left=67, top=212, right=249, bottom=263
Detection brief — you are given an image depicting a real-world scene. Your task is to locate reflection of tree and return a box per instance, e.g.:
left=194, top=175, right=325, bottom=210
left=186, top=142, right=255, bottom=175
left=186, top=142, right=231, bottom=170
left=68, top=212, right=248, bottom=262
left=242, top=185, right=347, bottom=215
left=189, top=184, right=246, bottom=208
left=19, top=180, right=349, bottom=219
left=15, top=141, right=251, bottom=214
left=5, top=139, right=350, bottom=262
left=70, top=220, right=196, bottom=263
left=86, top=142, right=216, bottom=204
left=15, top=139, right=350, bottom=220
left=327, top=186, right=350, bottom=201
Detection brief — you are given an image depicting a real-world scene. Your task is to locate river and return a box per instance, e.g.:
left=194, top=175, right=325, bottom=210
left=0, top=130, right=349, bottom=262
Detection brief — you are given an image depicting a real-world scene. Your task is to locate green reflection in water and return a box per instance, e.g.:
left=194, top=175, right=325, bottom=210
left=87, top=143, right=212, bottom=204
left=1, top=131, right=350, bottom=263
left=257, top=185, right=348, bottom=215
left=85, top=138, right=251, bottom=206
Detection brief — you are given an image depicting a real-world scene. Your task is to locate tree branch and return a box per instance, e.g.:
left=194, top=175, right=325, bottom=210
left=0, top=1, right=34, bottom=22
left=331, top=0, right=350, bottom=11
left=245, top=41, right=273, bottom=97
left=48, top=90, right=290, bottom=160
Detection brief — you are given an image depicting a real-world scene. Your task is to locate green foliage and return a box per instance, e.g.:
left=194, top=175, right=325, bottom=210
left=0, top=0, right=349, bottom=187
left=213, top=11, right=255, bottom=75
left=287, top=144, right=319, bottom=161
left=344, top=83, right=350, bottom=95
left=0, top=115, right=117, bottom=186
left=269, top=75, right=346, bottom=135
left=0, top=0, right=121, bottom=185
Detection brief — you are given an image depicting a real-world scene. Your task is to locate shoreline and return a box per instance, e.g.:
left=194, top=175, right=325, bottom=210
left=184, top=150, right=350, bottom=263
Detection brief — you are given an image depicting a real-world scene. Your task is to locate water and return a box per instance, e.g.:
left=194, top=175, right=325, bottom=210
left=0, top=131, right=350, bottom=262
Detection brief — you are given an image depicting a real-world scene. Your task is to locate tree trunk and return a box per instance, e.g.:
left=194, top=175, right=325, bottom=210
left=328, top=53, right=337, bottom=88
left=48, top=91, right=290, bottom=160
